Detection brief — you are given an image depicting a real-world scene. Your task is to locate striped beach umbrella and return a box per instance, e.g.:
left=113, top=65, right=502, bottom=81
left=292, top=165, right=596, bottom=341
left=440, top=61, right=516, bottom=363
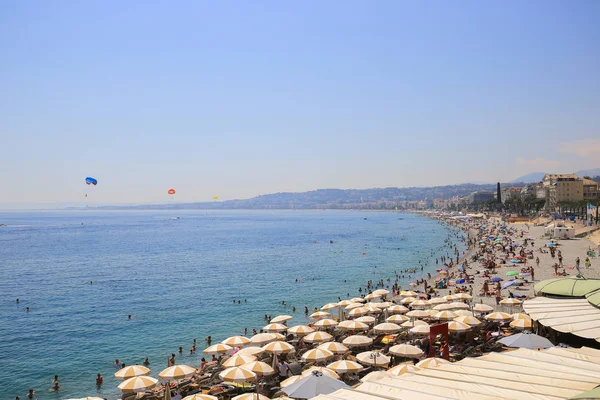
left=511, top=313, right=532, bottom=320
left=373, top=322, right=402, bottom=334
left=301, top=348, right=334, bottom=363
left=364, top=304, right=382, bottom=313
left=434, top=311, right=457, bottom=321
left=326, top=360, right=363, bottom=374
left=321, top=302, right=340, bottom=311
left=388, top=363, right=421, bottom=376
left=364, top=293, right=381, bottom=300
left=222, top=336, right=251, bottom=348
left=117, top=376, right=158, bottom=393
left=241, top=361, right=275, bottom=376
left=250, top=333, right=278, bottom=346
left=350, top=297, right=366, bottom=303
left=342, top=335, right=373, bottom=348
left=401, top=319, right=427, bottom=328
left=270, top=315, right=293, bottom=323
left=309, top=311, right=332, bottom=320
left=287, top=325, right=314, bottom=336
left=222, top=354, right=257, bottom=368
left=387, top=305, right=409, bottom=314
left=338, top=300, right=354, bottom=307
left=454, top=310, right=474, bottom=317
left=219, top=366, right=257, bottom=383
left=500, top=298, right=522, bottom=306
left=399, top=297, right=417, bottom=305
left=416, top=357, right=450, bottom=369
left=262, top=323, right=288, bottom=333
left=348, top=307, right=369, bottom=318
left=447, top=321, right=471, bottom=333
left=410, top=324, right=430, bottom=335
left=345, top=302, right=363, bottom=310
left=473, top=303, right=494, bottom=313
left=302, top=366, right=340, bottom=379
left=485, top=312, right=512, bottom=322
left=114, top=365, right=151, bottom=380
left=262, top=341, right=294, bottom=355
left=158, top=365, right=196, bottom=381
left=447, top=302, right=470, bottom=310
left=372, top=301, right=393, bottom=308
left=357, top=351, right=390, bottom=367
left=355, top=316, right=376, bottom=324
left=317, top=342, right=348, bottom=354
left=453, top=293, right=472, bottom=301
left=338, top=320, right=369, bottom=331
left=388, top=344, right=423, bottom=358
left=386, top=315, right=409, bottom=324
left=280, top=375, right=303, bottom=387
left=406, top=310, right=430, bottom=319
left=510, top=318, right=533, bottom=330
left=232, top=394, right=269, bottom=400
left=401, top=290, right=418, bottom=297
left=203, top=343, right=232, bottom=355
left=429, top=297, right=448, bottom=305
left=433, top=303, right=454, bottom=311
left=454, top=316, right=482, bottom=326
left=410, top=299, right=431, bottom=309
left=236, top=347, right=265, bottom=357
left=182, top=395, right=219, bottom=400
left=313, top=318, right=338, bottom=329
left=303, top=331, right=333, bottom=343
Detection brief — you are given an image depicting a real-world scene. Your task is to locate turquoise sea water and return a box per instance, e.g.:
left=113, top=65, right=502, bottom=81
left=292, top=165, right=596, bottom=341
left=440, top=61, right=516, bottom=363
left=0, top=210, right=464, bottom=399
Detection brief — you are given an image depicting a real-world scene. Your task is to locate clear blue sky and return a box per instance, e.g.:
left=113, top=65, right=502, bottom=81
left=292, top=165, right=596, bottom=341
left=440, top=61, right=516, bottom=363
left=1, top=0, right=599, bottom=207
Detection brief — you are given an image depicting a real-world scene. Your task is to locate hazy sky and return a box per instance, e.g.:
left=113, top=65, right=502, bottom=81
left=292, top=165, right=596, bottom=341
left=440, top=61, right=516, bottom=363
left=1, top=1, right=599, bottom=207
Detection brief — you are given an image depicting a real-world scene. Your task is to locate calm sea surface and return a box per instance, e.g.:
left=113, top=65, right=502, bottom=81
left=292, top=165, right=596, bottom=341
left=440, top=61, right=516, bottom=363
left=0, top=210, right=464, bottom=399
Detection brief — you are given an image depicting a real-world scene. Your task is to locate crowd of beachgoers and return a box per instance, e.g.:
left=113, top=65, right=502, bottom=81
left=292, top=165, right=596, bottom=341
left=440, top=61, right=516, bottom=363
left=20, top=212, right=600, bottom=400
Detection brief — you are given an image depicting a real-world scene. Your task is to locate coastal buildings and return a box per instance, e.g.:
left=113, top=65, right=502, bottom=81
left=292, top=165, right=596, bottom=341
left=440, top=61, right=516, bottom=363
left=539, top=173, right=600, bottom=211
left=467, top=191, right=495, bottom=204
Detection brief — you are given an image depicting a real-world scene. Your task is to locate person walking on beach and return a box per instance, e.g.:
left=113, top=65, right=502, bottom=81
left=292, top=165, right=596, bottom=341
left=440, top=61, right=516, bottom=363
left=586, top=257, right=591, bottom=269
left=576, top=257, right=580, bottom=270
left=495, top=289, right=502, bottom=305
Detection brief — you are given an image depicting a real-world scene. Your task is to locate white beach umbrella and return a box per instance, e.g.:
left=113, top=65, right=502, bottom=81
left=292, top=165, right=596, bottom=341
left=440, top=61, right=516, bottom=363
left=386, top=314, right=409, bottom=324
left=303, top=331, right=333, bottom=343
left=473, top=303, right=494, bottom=313
left=302, top=367, right=340, bottom=379
left=447, top=301, right=470, bottom=310
left=317, top=341, right=348, bottom=354
left=338, top=320, right=369, bottom=331
left=354, top=315, right=376, bottom=324
left=287, top=325, right=314, bottom=335
left=314, top=318, right=338, bottom=329
left=433, top=303, right=455, bottom=311
left=321, top=302, right=339, bottom=311
left=114, top=365, right=151, bottom=380
left=360, top=370, right=392, bottom=383
left=219, top=366, right=257, bottom=383
left=356, top=351, right=390, bottom=367
left=447, top=321, right=471, bottom=333
left=389, top=344, right=424, bottom=358
left=388, top=363, right=421, bottom=376
left=373, top=322, right=402, bottom=334
left=326, top=360, right=363, bottom=374
left=158, top=365, right=196, bottom=381
left=406, top=310, right=430, bottom=319
left=454, top=316, right=482, bottom=326
left=387, top=305, right=409, bottom=314
left=262, top=341, right=295, bottom=355
left=117, top=376, right=158, bottom=393
left=416, top=357, right=450, bottom=368
left=342, top=335, right=373, bottom=348
left=410, top=325, right=430, bottom=335
left=203, top=343, right=232, bottom=355
left=434, top=311, right=458, bottom=321
left=270, top=315, right=293, bottom=323
left=309, top=311, right=332, bottom=320
left=222, top=336, right=251, bottom=348
left=222, top=354, right=257, bottom=368
left=301, top=348, right=334, bottom=363
left=250, top=333, right=278, bottom=346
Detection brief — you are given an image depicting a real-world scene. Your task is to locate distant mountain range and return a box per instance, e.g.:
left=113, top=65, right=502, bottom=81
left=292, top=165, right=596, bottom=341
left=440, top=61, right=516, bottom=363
left=511, top=168, right=600, bottom=183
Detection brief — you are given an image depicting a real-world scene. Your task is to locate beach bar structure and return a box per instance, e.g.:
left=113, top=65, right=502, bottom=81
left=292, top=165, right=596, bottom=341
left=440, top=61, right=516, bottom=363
left=309, top=347, right=600, bottom=400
